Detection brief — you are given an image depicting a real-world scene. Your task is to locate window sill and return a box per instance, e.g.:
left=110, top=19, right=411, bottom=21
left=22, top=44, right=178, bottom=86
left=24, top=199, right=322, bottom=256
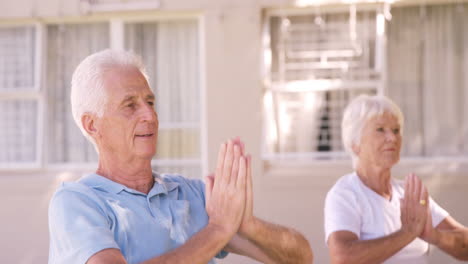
left=263, top=156, right=468, bottom=181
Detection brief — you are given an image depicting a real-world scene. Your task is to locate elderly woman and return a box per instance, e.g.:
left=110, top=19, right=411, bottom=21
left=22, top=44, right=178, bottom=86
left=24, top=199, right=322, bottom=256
left=324, top=95, right=468, bottom=264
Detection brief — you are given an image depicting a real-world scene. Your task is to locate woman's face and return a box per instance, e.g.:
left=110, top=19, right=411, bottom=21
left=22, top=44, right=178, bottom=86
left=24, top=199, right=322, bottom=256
left=354, top=112, right=402, bottom=170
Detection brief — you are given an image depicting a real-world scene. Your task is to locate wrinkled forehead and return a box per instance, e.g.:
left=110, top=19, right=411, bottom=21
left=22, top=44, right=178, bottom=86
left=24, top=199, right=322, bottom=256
left=365, top=111, right=401, bottom=127
left=100, top=66, right=154, bottom=105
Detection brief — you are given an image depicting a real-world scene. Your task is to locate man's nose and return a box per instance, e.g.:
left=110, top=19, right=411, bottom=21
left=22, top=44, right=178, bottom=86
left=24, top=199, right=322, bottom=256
left=141, top=103, right=157, bottom=122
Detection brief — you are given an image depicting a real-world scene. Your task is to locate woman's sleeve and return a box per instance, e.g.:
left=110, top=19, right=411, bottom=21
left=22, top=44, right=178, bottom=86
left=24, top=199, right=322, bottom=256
left=324, top=188, right=362, bottom=243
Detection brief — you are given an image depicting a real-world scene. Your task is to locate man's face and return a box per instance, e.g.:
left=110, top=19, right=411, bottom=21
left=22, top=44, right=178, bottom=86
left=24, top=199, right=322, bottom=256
left=95, top=66, right=158, bottom=161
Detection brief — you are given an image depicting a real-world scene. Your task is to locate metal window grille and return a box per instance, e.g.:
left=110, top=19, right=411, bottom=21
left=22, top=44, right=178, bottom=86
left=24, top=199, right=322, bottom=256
left=264, top=8, right=382, bottom=159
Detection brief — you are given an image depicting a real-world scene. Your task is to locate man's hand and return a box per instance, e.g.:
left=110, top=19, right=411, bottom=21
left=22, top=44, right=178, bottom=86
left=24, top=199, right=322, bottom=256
left=400, top=173, right=429, bottom=238
left=205, top=140, right=247, bottom=238
left=239, top=154, right=257, bottom=237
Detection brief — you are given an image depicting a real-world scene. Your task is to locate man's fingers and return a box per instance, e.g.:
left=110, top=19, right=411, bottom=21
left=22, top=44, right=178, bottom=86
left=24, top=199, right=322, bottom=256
left=230, top=144, right=241, bottom=185
left=205, top=174, right=214, bottom=205
left=215, top=143, right=227, bottom=189
left=237, top=156, right=247, bottom=190
left=246, top=155, right=253, bottom=196
left=222, top=140, right=234, bottom=185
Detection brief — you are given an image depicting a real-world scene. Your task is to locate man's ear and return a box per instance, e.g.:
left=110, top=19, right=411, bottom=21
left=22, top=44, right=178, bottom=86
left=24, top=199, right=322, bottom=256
left=82, top=113, right=98, bottom=139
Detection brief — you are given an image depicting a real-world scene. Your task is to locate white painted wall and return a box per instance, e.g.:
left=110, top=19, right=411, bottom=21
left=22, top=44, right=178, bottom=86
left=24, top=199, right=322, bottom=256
left=1, top=0, right=467, bottom=263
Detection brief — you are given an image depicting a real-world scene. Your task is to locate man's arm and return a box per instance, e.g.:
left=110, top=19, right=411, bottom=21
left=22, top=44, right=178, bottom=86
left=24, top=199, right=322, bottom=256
left=420, top=212, right=468, bottom=260
left=87, top=141, right=247, bottom=264
left=328, top=173, right=428, bottom=264
left=88, top=223, right=233, bottom=264
left=233, top=155, right=313, bottom=264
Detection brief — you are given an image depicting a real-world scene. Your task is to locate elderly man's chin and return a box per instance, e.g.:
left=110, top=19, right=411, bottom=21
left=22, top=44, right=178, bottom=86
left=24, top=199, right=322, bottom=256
left=133, top=138, right=158, bottom=159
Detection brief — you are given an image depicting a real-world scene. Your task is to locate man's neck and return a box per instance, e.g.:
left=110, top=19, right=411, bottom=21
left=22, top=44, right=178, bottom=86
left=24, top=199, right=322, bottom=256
left=96, top=155, right=155, bottom=194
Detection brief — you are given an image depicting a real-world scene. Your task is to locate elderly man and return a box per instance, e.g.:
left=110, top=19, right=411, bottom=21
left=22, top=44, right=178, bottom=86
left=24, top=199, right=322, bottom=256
left=48, top=49, right=313, bottom=264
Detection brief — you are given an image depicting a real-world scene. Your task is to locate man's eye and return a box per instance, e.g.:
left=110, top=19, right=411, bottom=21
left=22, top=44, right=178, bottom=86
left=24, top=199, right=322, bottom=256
left=148, top=101, right=154, bottom=106
left=393, top=128, right=400, bottom=134
left=127, top=103, right=135, bottom=108
left=376, top=127, right=384, bottom=132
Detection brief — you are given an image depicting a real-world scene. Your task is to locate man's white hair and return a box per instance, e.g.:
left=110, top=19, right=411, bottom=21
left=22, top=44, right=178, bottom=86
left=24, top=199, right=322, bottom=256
left=70, top=49, right=148, bottom=148
left=341, top=94, right=404, bottom=168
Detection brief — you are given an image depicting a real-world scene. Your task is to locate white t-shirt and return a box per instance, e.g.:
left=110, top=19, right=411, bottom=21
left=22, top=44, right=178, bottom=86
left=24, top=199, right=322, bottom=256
left=324, top=172, right=449, bottom=264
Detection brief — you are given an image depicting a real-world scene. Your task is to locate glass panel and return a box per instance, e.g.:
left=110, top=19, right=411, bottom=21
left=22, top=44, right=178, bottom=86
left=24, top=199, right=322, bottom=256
left=46, top=23, right=109, bottom=163
left=270, top=89, right=375, bottom=155
left=0, top=100, right=37, bottom=163
left=0, top=26, right=35, bottom=91
left=155, top=128, right=200, bottom=160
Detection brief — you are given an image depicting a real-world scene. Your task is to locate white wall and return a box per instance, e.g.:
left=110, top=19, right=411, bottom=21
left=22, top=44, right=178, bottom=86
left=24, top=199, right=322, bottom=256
left=1, top=0, right=467, bottom=263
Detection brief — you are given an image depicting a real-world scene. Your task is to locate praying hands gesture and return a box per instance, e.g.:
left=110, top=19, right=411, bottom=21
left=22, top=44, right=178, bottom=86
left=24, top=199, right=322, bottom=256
left=403, top=174, right=468, bottom=261
left=205, top=138, right=313, bottom=264
left=400, top=173, right=429, bottom=239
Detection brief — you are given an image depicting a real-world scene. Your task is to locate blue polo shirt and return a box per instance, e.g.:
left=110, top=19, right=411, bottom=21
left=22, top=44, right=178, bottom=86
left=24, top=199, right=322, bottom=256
left=48, top=173, right=228, bottom=264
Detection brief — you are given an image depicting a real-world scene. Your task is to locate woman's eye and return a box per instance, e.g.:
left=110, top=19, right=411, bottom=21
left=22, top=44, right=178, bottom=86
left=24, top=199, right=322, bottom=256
left=127, top=103, right=135, bottom=108
left=376, top=127, right=384, bottom=132
left=393, top=128, right=400, bottom=134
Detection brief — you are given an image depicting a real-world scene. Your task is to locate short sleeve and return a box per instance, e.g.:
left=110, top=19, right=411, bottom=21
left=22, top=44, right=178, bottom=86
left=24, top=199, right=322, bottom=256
left=429, top=197, right=449, bottom=227
left=324, top=188, right=362, bottom=243
left=48, top=185, right=119, bottom=264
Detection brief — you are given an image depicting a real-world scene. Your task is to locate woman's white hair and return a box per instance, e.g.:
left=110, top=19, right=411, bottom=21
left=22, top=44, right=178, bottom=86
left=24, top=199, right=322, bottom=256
left=341, top=94, right=404, bottom=168
left=70, top=49, right=148, bottom=148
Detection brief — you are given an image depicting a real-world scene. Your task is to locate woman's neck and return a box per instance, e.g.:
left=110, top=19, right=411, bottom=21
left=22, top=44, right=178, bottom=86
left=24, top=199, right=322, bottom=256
left=356, top=164, right=393, bottom=200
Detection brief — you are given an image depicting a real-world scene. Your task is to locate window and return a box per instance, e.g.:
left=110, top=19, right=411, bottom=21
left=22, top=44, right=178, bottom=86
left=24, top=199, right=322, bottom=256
left=263, top=2, right=468, bottom=160
left=263, top=7, right=382, bottom=160
left=1, top=17, right=203, bottom=178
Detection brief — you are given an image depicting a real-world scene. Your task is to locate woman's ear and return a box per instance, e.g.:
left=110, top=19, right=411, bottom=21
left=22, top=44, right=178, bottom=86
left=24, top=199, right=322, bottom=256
left=352, top=144, right=360, bottom=156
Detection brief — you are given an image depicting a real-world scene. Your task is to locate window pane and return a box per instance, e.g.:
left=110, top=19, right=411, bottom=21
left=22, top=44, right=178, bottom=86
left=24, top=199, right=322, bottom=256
left=0, top=100, right=37, bottom=163
left=156, top=129, right=200, bottom=159
left=46, top=23, right=109, bottom=163
left=266, top=89, right=375, bottom=155
left=387, top=4, right=468, bottom=156
left=0, top=26, right=35, bottom=91
left=265, top=10, right=379, bottom=157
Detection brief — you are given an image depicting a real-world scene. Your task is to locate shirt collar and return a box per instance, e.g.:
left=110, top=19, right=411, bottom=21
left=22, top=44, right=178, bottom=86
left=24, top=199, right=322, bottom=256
left=79, top=172, right=179, bottom=196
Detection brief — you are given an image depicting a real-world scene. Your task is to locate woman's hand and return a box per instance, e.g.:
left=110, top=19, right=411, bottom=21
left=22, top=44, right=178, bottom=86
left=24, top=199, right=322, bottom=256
left=400, top=173, right=429, bottom=238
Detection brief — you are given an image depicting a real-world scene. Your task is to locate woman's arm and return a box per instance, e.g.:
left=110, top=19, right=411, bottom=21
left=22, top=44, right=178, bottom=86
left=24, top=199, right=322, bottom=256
left=422, top=215, right=468, bottom=260
left=328, top=174, right=429, bottom=264
left=328, top=229, right=416, bottom=264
